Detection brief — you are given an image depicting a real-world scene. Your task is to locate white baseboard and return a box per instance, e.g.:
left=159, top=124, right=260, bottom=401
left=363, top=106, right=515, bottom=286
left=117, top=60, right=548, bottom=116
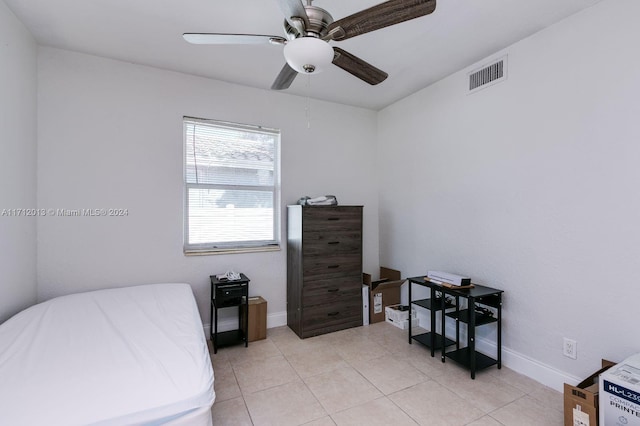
left=203, top=310, right=287, bottom=339
left=474, top=336, right=580, bottom=392
left=266, top=310, right=288, bottom=329
left=415, top=311, right=580, bottom=392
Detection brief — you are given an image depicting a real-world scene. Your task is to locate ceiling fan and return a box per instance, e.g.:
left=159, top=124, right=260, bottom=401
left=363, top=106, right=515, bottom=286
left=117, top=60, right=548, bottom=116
left=183, top=0, right=436, bottom=90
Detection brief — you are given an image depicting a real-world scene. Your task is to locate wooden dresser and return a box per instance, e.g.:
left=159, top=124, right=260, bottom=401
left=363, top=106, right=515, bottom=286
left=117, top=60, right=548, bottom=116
left=287, top=205, right=363, bottom=338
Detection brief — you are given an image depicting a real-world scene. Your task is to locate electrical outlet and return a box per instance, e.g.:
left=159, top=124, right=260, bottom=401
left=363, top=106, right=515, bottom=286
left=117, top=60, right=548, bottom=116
left=563, top=338, right=577, bottom=359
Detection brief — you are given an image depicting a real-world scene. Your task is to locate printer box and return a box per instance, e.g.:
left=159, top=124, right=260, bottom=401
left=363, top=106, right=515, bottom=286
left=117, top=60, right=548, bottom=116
left=385, top=304, right=418, bottom=330
left=599, top=353, right=640, bottom=426
left=363, top=267, right=404, bottom=324
left=564, top=359, right=616, bottom=426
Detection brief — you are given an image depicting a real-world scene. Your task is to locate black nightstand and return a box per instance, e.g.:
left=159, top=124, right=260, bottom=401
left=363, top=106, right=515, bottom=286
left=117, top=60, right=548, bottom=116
left=210, top=273, right=250, bottom=354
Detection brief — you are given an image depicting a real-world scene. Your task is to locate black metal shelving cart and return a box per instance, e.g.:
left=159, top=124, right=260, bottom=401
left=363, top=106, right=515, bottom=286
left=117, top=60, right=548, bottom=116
left=210, top=273, right=250, bottom=354
left=408, top=276, right=503, bottom=379
left=408, top=279, right=456, bottom=356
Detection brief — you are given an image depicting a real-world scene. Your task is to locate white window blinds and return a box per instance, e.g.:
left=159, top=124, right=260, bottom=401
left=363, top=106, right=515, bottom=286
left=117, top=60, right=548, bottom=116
left=184, top=117, right=280, bottom=253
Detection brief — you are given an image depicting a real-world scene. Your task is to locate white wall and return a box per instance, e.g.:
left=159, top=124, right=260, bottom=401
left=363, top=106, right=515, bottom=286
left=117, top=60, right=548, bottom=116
left=0, top=0, right=38, bottom=323
left=37, top=47, right=379, bottom=328
left=378, top=0, right=640, bottom=390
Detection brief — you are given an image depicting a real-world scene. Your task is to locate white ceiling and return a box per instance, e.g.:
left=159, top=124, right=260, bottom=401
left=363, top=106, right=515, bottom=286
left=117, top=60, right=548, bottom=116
left=6, top=0, right=602, bottom=110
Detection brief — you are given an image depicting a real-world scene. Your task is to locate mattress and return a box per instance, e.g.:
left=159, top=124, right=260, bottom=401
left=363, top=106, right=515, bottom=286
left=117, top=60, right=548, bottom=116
left=0, top=283, right=214, bottom=425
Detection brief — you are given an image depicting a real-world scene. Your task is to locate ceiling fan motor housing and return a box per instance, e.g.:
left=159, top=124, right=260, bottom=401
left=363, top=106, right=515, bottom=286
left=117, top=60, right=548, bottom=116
left=284, top=5, right=334, bottom=40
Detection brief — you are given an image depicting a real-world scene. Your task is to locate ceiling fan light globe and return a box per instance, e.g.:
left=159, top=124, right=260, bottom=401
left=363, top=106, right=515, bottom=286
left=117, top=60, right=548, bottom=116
left=283, top=37, right=333, bottom=74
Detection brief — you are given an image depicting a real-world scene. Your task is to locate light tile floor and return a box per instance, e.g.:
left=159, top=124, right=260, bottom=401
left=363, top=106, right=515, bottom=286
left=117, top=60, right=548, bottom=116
left=209, top=322, right=563, bottom=426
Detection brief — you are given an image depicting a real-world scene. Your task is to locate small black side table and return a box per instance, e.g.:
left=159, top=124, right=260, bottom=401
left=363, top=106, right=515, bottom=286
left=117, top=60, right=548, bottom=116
left=210, top=273, right=250, bottom=353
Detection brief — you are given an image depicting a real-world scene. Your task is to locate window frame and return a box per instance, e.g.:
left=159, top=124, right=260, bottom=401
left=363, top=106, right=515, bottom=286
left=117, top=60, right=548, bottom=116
left=183, top=116, right=281, bottom=255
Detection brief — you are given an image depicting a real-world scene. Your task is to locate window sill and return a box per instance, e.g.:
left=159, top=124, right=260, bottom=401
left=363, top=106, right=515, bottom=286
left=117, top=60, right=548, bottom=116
left=184, top=245, right=281, bottom=256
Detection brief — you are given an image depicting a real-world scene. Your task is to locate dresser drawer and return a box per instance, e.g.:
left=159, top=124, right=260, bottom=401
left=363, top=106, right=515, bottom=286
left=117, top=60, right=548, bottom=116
left=301, top=298, right=362, bottom=332
left=303, top=254, right=361, bottom=281
left=303, top=279, right=361, bottom=307
left=303, top=207, right=362, bottom=233
left=302, top=231, right=361, bottom=256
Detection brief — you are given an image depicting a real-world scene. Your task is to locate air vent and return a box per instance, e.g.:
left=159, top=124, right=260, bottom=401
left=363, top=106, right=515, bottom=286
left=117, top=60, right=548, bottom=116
left=468, top=56, right=507, bottom=93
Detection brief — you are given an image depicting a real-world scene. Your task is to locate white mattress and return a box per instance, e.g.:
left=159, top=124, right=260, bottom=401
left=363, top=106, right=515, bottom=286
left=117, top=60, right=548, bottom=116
left=0, top=283, right=214, bottom=425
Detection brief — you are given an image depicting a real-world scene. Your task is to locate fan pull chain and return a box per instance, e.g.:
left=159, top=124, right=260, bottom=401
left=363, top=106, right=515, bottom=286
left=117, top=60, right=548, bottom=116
left=305, top=75, right=312, bottom=129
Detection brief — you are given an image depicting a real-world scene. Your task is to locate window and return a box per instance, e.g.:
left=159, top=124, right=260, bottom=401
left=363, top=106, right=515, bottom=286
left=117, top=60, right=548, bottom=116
left=184, top=117, right=280, bottom=254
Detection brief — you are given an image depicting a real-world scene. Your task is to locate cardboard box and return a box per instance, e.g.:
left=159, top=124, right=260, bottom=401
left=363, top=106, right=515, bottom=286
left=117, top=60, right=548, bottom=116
left=241, top=296, right=267, bottom=342
left=564, top=359, right=616, bottom=426
left=599, top=353, right=640, bottom=426
left=363, top=267, right=404, bottom=324
left=385, top=304, right=414, bottom=323
left=385, top=304, right=418, bottom=330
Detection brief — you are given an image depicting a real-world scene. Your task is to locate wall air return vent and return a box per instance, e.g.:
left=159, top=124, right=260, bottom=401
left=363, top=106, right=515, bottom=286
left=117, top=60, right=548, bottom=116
left=468, top=55, right=507, bottom=94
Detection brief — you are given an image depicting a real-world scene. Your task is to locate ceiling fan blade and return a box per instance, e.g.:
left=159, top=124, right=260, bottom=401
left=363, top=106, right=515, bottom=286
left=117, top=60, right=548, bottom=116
left=275, top=0, right=309, bottom=32
left=332, top=47, right=388, bottom=85
left=183, top=33, right=287, bottom=45
left=271, top=63, right=298, bottom=90
left=326, top=0, right=436, bottom=41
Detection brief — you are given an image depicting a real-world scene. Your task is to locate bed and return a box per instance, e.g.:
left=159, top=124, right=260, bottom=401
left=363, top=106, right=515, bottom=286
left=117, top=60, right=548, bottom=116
left=0, top=283, right=215, bottom=425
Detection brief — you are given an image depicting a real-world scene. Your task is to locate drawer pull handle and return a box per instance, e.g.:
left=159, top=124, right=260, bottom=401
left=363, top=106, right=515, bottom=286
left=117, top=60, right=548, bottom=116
left=327, top=217, right=340, bottom=221
left=328, top=241, right=340, bottom=245
left=328, top=312, right=340, bottom=317
left=327, top=288, right=339, bottom=293
left=327, top=265, right=340, bottom=269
